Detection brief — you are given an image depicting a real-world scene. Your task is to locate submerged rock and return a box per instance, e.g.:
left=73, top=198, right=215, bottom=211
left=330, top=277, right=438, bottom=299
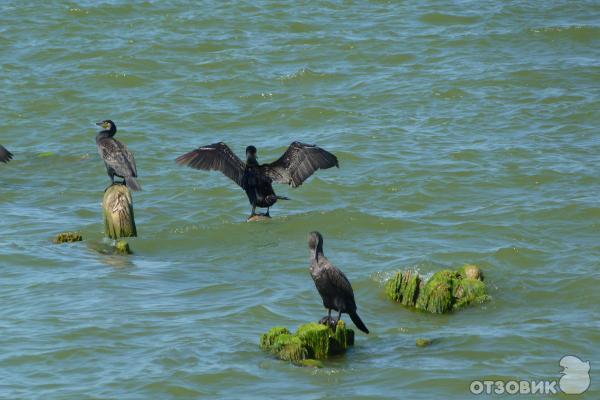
left=88, top=239, right=134, bottom=256
left=115, top=240, right=132, bottom=255
left=459, top=264, right=483, bottom=280
left=53, top=231, right=83, bottom=243
left=415, top=269, right=455, bottom=313
left=416, top=338, right=433, bottom=347
left=385, top=269, right=421, bottom=307
left=385, top=264, right=489, bottom=313
left=260, top=320, right=354, bottom=366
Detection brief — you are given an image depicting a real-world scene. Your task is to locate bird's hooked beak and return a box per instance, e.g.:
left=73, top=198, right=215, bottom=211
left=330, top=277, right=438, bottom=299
left=96, top=121, right=110, bottom=130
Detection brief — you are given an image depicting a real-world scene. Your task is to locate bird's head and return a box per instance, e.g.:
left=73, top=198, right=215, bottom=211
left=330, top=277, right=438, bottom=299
left=308, top=231, right=324, bottom=254
left=246, top=145, right=257, bottom=162
left=96, top=120, right=116, bottom=134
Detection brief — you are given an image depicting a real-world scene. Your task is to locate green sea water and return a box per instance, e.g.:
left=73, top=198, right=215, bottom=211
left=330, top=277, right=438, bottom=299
left=1, top=1, right=599, bottom=398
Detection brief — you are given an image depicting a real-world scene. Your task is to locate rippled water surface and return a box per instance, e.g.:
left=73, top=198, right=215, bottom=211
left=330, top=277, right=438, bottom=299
left=1, top=1, right=599, bottom=398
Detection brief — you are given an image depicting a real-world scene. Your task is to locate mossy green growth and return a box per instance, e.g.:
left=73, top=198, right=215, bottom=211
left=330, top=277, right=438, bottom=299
left=296, top=322, right=331, bottom=359
left=332, top=320, right=355, bottom=353
left=115, top=240, right=132, bottom=255
left=260, top=321, right=354, bottom=366
left=260, top=327, right=291, bottom=349
left=385, top=270, right=421, bottom=307
left=415, top=269, right=456, bottom=313
left=272, top=334, right=307, bottom=361
left=386, top=265, right=489, bottom=313
left=54, top=231, right=83, bottom=243
left=453, top=278, right=489, bottom=309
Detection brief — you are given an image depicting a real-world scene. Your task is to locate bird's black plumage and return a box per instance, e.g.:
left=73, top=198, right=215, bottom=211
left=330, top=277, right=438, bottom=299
left=0, top=145, right=13, bottom=163
left=95, top=120, right=141, bottom=191
left=176, top=141, right=338, bottom=218
left=308, top=231, right=369, bottom=334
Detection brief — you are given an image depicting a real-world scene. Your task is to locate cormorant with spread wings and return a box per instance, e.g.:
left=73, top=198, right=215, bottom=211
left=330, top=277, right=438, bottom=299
left=176, top=141, right=338, bottom=218
left=0, top=145, right=13, bottom=163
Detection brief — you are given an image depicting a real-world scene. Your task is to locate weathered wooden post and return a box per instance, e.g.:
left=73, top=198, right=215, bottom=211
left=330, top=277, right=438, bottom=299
left=102, top=184, right=137, bottom=240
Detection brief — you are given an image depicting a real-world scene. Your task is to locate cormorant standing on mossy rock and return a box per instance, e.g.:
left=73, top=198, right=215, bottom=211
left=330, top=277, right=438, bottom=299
left=308, top=231, right=369, bottom=334
left=95, top=120, right=141, bottom=191
left=0, top=145, right=13, bottom=163
left=176, top=141, right=338, bottom=218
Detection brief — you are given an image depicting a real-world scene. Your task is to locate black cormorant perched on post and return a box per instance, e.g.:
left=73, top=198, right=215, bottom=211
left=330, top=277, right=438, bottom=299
left=308, top=231, right=369, bottom=334
left=176, top=141, right=338, bottom=218
left=0, top=145, right=13, bottom=163
left=95, top=120, right=141, bottom=191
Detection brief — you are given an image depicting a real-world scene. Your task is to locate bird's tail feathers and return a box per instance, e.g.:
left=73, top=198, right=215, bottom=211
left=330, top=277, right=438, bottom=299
left=265, top=195, right=290, bottom=203
left=349, top=311, right=369, bottom=334
left=125, top=177, right=142, bottom=191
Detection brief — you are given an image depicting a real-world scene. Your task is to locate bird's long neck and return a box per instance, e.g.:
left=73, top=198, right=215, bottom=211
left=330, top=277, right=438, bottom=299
left=310, top=245, right=324, bottom=262
left=246, top=156, right=258, bottom=166
left=96, top=128, right=116, bottom=142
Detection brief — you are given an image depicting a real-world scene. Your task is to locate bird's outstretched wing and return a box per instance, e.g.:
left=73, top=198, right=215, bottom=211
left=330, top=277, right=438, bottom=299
left=261, top=141, right=338, bottom=188
left=0, top=144, right=13, bottom=163
left=176, top=142, right=246, bottom=187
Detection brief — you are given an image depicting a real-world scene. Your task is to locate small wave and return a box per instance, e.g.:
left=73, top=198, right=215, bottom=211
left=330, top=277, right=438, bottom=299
left=90, top=72, right=146, bottom=88
left=67, top=7, right=89, bottom=16
left=529, top=25, right=598, bottom=43
left=289, top=21, right=320, bottom=33
left=432, top=88, right=469, bottom=99
left=380, top=53, right=416, bottom=65
left=278, top=67, right=341, bottom=83
left=419, top=13, right=480, bottom=25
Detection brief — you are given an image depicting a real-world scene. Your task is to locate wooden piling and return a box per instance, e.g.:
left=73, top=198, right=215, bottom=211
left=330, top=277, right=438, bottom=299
left=102, top=184, right=137, bottom=239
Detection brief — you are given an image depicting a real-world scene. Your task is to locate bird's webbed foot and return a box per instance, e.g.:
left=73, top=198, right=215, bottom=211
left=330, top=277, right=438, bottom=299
left=247, top=211, right=271, bottom=221
left=318, top=315, right=339, bottom=330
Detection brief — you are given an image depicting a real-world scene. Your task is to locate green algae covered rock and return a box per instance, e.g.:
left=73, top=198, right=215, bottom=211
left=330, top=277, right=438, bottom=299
left=115, top=239, right=133, bottom=255
left=260, top=321, right=354, bottom=366
left=271, top=333, right=307, bottom=361
left=453, top=277, right=489, bottom=309
left=260, top=327, right=291, bottom=348
left=385, top=270, right=421, bottom=307
left=386, top=264, right=489, bottom=313
left=415, top=269, right=456, bottom=313
left=54, top=231, right=83, bottom=243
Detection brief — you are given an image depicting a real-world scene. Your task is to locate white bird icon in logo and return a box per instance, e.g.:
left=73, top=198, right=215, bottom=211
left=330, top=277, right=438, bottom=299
left=559, top=355, right=591, bottom=394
